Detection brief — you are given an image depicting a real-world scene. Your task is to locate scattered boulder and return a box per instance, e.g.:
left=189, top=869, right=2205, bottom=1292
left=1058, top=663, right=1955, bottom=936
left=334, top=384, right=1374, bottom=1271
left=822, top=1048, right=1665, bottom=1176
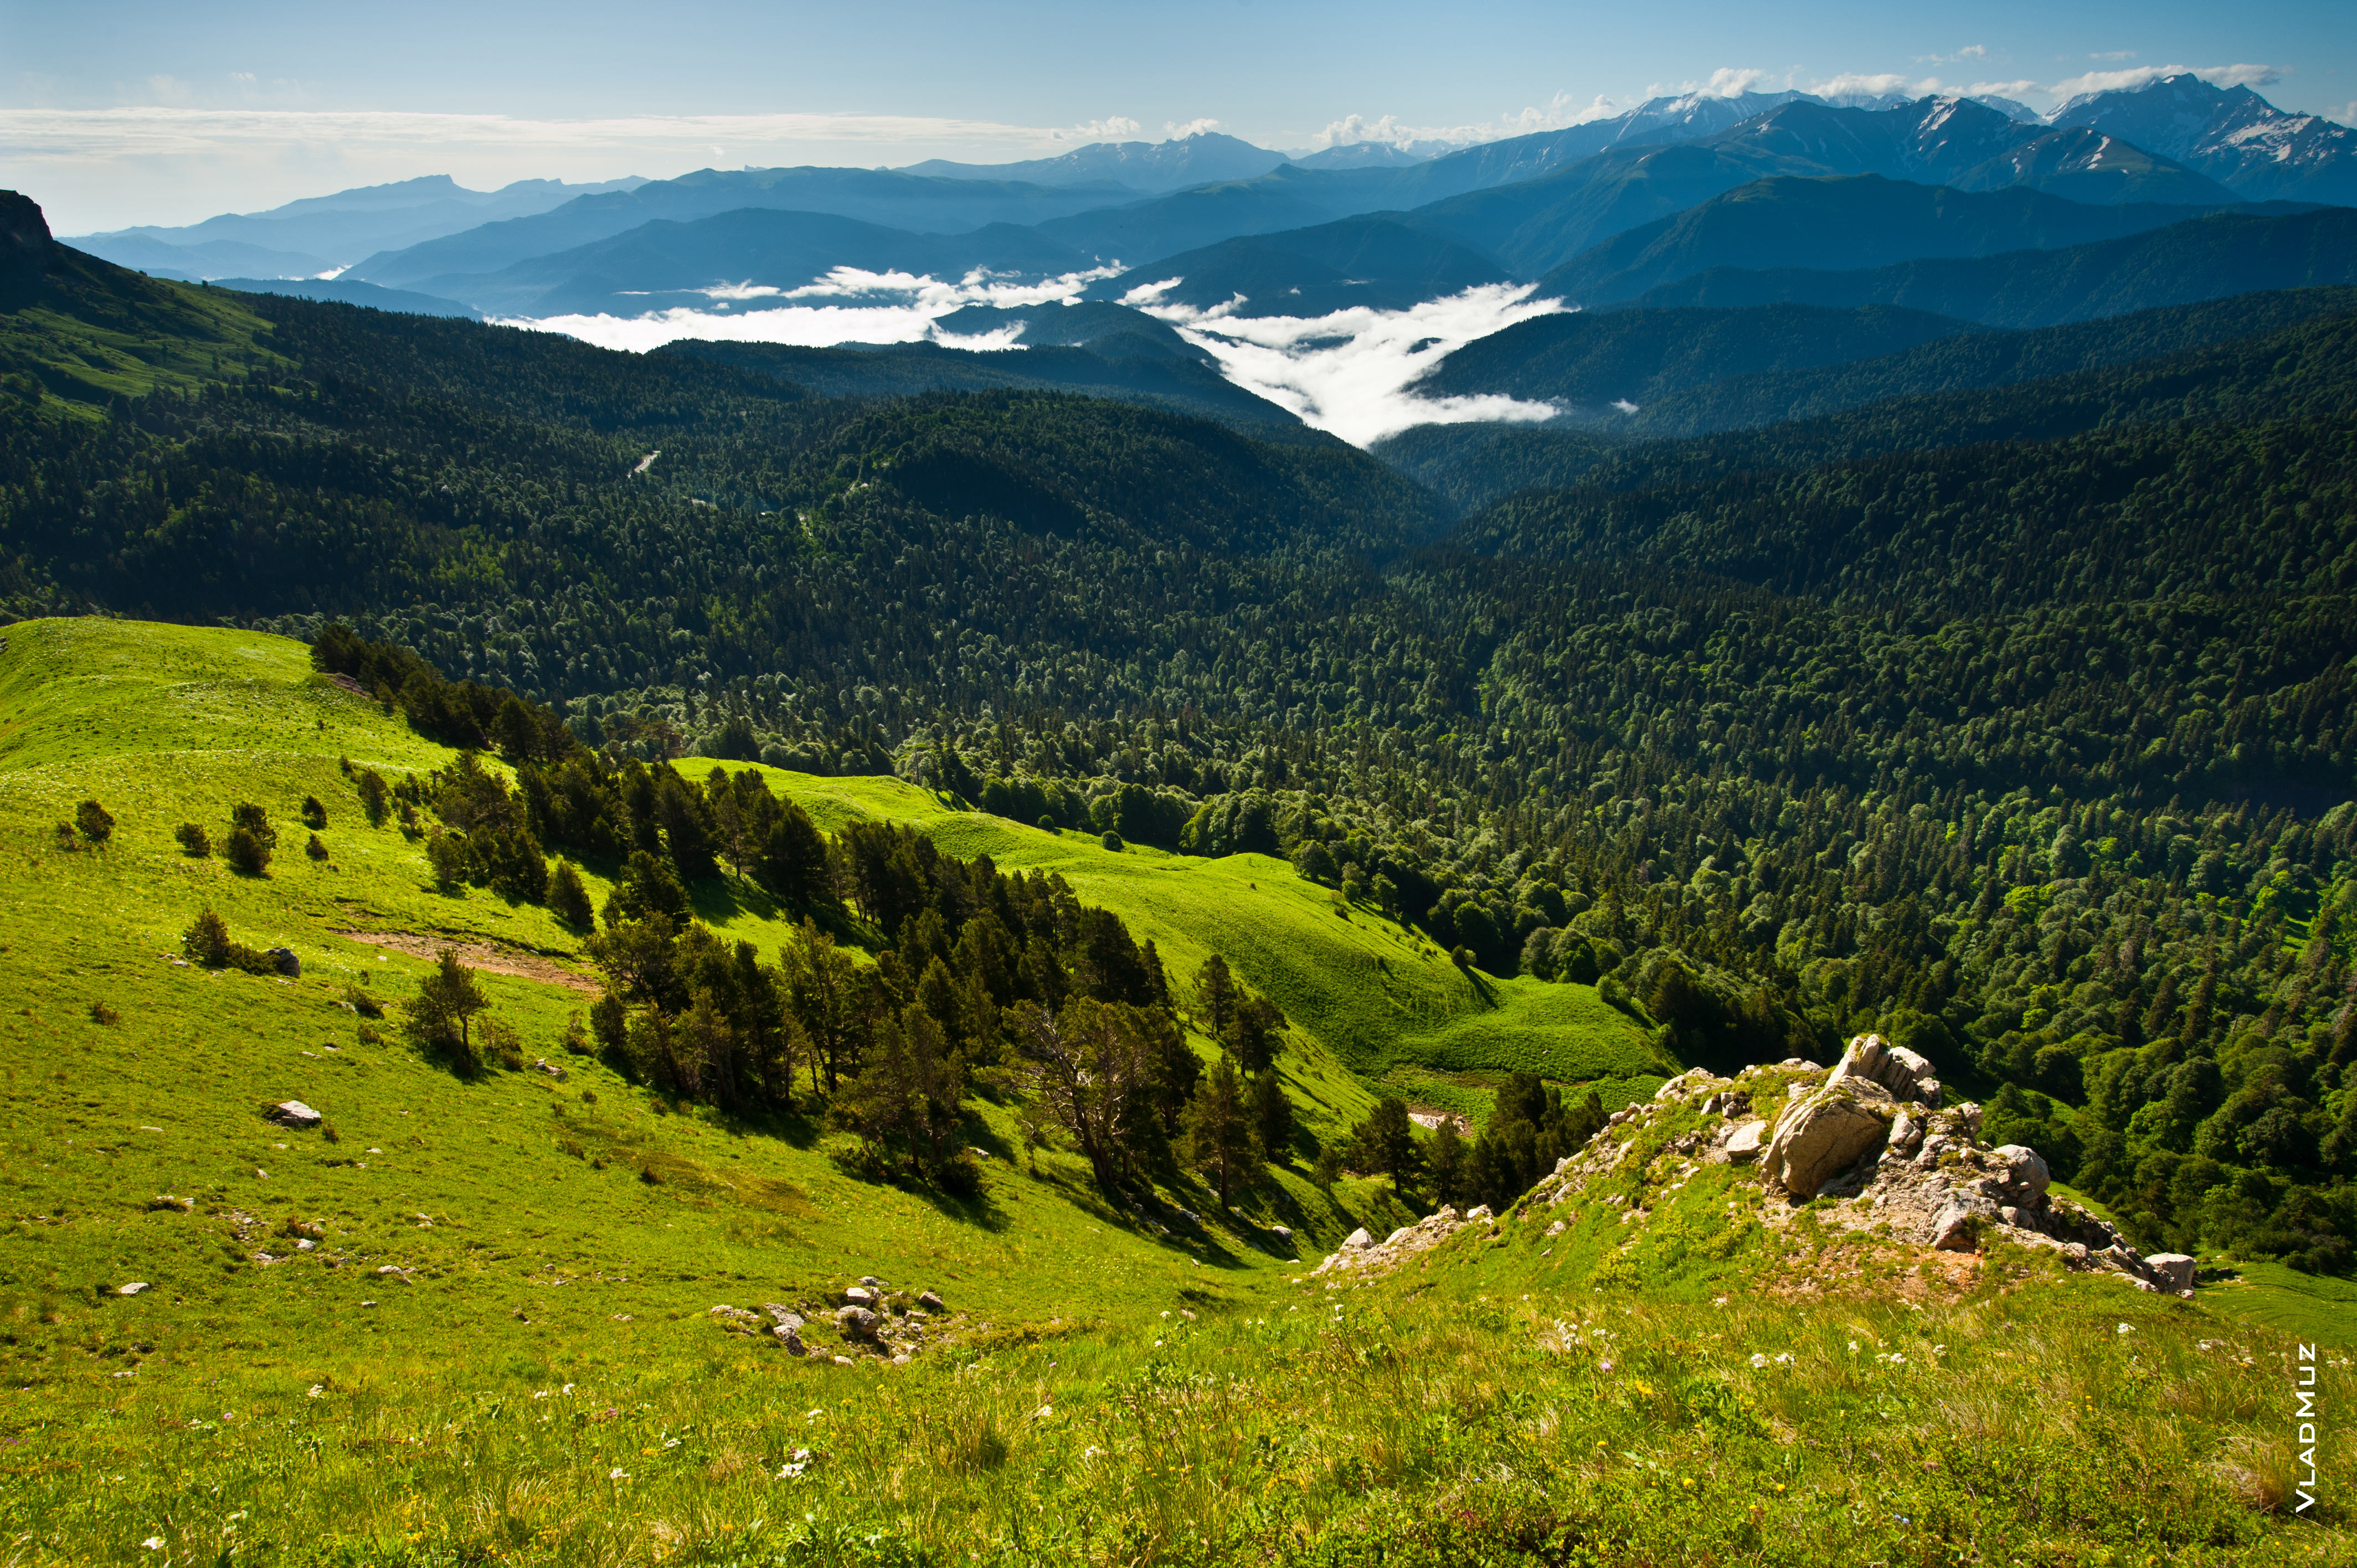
left=1763, top=1088, right=1890, bottom=1199
left=266, top=1101, right=322, bottom=1129
left=836, top=1305, right=882, bottom=1342
left=1991, top=1144, right=2051, bottom=1204
left=2145, top=1253, right=2197, bottom=1292
left=708, top=1304, right=765, bottom=1336
left=1465, top=1205, right=1494, bottom=1223
left=146, top=1195, right=194, bottom=1213
left=842, top=1285, right=876, bottom=1309
left=265, top=947, right=302, bottom=978
left=1931, top=1201, right=1991, bottom=1251
left=118, top=1282, right=150, bottom=1296
left=917, top=1290, right=945, bottom=1312
left=532, top=1058, right=567, bottom=1080
left=1267, top=1226, right=1291, bottom=1244
left=1315, top=1207, right=1490, bottom=1278
left=1725, top=1120, right=1768, bottom=1159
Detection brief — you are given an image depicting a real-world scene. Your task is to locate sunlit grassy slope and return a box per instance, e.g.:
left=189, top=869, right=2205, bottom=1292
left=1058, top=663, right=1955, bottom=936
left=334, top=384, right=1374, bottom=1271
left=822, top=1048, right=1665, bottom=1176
left=3, top=618, right=2350, bottom=1564
left=0, top=617, right=1446, bottom=1365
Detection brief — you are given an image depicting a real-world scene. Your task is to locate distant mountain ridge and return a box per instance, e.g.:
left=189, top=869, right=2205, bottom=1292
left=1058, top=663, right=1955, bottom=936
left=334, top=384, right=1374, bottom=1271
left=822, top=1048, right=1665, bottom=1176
left=1623, top=204, right=2357, bottom=327
left=70, top=174, right=647, bottom=280
left=1537, top=175, right=2254, bottom=306
left=900, top=132, right=1288, bottom=193
left=2047, top=74, right=2357, bottom=205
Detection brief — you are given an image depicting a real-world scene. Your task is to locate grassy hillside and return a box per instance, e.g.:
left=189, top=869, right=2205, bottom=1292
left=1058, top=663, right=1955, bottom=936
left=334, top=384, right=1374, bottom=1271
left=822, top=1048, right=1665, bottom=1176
left=0, top=244, right=285, bottom=415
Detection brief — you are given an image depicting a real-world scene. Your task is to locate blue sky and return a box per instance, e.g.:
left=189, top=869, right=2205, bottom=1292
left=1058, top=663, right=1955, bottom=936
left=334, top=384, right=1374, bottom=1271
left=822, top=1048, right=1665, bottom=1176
left=6, top=0, right=2353, bottom=230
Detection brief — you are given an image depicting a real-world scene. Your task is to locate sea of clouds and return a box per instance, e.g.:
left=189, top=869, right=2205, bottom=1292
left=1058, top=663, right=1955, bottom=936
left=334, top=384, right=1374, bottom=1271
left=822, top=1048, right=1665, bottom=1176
left=512, top=269, right=1566, bottom=447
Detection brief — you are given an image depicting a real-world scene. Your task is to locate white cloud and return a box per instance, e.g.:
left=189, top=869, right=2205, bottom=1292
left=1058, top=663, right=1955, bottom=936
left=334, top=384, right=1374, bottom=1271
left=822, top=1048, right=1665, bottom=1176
left=1805, top=72, right=1942, bottom=102
left=506, top=263, right=1122, bottom=355
left=1164, top=118, right=1222, bottom=138
left=1696, top=67, right=1773, bottom=97
left=1965, top=80, right=2041, bottom=100
left=2329, top=101, right=2357, bottom=128
left=2088, top=51, right=2138, bottom=63
left=1131, top=282, right=1567, bottom=446
left=1915, top=45, right=1989, bottom=66
left=1310, top=93, right=1622, bottom=152
left=1049, top=116, right=1141, bottom=143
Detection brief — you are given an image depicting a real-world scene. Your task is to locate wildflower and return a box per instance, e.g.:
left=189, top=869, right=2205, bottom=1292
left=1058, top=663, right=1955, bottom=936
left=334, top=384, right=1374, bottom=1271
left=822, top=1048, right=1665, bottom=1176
left=1035, top=1405, right=1053, bottom=1420
left=1774, top=1353, right=1793, bottom=1365
left=2116, top=1323, right=2134, bottom=1335
left=663, top=1436, right=681, bottom=1449
left=307, top=1385, right=325, bottom=1399
left=1598, top=1359, right=1613, bottom=1373
left=794, top=1448, right=811, bottom=1462
left=1749, top=1353, right=1769, bottom=1369
left=778, top=1462, right=806, bottom=1479
left=609, top=1467, right=629, bottom=1481
left=142, top=1540, right=164, bottom=1552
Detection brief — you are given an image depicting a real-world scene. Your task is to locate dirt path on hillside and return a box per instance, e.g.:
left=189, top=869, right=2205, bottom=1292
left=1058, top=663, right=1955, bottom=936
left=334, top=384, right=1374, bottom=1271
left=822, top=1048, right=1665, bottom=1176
left=336, top=929, right=600, bottom=993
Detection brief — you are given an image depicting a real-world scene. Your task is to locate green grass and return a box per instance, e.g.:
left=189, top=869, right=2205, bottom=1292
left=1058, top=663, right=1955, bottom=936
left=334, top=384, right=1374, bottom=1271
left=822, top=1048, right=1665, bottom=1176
left=2199, top=1259, right=2357, bottom=1346
left=4, top=616, right=2348, bottom=1564
left=2, top=251, right=286, bottom=415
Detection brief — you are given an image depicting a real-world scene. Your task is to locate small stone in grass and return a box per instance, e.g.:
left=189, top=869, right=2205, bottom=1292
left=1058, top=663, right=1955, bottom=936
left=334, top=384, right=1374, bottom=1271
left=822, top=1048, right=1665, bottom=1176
left=118, top=1282, right=149, bottom=1296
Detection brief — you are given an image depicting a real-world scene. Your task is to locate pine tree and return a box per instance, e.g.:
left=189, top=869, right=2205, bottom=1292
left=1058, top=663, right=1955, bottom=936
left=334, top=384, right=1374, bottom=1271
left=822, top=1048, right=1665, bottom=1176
left=1250, top=1070, right=1295, bottom=1165
left=549, top=862, right=595, bottom=930
left=1184, top=1057, right=1257, bottom=1208
left=1194, top=953, right=1237, bottom=1040
left=1429, top=1118, right=1468, bottom=1205
left=408, top=949, right=491, bottom=1072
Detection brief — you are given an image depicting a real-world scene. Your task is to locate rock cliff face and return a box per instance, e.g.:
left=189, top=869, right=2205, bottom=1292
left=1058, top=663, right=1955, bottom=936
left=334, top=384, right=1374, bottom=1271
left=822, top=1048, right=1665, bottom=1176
left=1, top=192, right=55, bottom=286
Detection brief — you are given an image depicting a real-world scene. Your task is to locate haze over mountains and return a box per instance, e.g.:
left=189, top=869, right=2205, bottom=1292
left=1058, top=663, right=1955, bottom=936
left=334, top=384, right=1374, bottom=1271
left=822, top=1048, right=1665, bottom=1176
left=60, top=73, right=2357, bottom=445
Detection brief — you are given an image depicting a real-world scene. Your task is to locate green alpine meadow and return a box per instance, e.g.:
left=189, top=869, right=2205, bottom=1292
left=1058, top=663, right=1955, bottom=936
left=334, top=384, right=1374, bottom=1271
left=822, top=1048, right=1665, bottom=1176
left=6, top=33, right=2357, bottom=1559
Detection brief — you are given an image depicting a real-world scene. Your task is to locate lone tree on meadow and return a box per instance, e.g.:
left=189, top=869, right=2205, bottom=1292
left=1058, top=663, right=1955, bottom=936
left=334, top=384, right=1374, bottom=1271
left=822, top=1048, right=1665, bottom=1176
left=407, top=948, right=491, bottom=1073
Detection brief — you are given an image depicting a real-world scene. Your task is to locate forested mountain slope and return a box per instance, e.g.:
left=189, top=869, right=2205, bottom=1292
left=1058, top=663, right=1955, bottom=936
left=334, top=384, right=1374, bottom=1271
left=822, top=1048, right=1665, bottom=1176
left=6, top=205, right=2356, bottom=1286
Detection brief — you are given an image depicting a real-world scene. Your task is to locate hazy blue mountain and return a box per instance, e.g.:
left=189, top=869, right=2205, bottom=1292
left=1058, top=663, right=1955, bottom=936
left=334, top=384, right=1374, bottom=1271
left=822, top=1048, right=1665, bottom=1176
left=1947, top=126, right=2237, bottom=206
left=654, top=335, right=1315, bottom=437
left=1033, top=164, right=1409, bottom=265
left=74, top=235, right=338, bottom=282
left=1537, top=175, right=2241, bottom=306
left=1408, top=96, right=2222, bottom=277
left=1409, top=301, right=1983, bottom=417
left=349, top=168, right=1134, bottom=292
left=1084, top=215, right=1511, bottom=317
left=417, top=208, right=1092, bottom=317
left=71, top=174, right=646, bottom=278
left=207, top=276, right=482, bottom=319
left=2047, top=74, right=2357, bottom=205
left=1287, top=143, right=1439, bottom=171
left=899, top=132, right=1288, bottom=193
left=1625, top=205, right=2357, bottom=326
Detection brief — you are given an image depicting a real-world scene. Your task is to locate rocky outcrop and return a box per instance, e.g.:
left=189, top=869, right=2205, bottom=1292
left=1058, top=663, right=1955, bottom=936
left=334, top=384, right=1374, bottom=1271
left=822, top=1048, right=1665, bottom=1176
left=267, top=1101, right=322, bottom=1129
left=1519, top=1034, right=2190, bottom=1294
left=1314, top=1206, right=1495, bottom=1277
left=1824, top=1033, right=1941, bottom=1107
